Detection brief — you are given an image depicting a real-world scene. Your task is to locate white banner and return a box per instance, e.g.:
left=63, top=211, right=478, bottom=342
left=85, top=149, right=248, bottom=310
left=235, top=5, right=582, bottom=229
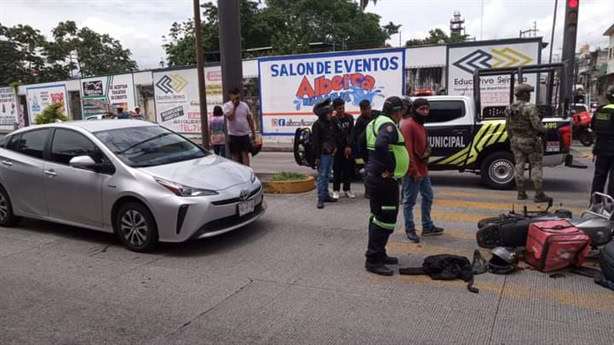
left=80, top=74, right=137, bottom=118
left=447, top=40, right=541, bottom=108
left=153, top=66, right=223, bottom=134
left=0, top=87, right=19, bottom=131
left=26, top=84, right=70, bottom=121
left=258, top=48, right=406, bottom=141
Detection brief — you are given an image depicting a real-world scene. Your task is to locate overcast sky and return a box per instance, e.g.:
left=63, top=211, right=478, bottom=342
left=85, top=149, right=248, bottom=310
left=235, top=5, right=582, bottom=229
left=1, top=0, right=612, bottom=70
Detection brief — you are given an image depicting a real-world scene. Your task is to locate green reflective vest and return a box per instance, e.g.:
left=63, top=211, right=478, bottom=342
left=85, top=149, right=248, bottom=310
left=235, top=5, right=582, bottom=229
left=593, top=104, right=614, bottom=136
left=366, top=115, right=409, bottom=179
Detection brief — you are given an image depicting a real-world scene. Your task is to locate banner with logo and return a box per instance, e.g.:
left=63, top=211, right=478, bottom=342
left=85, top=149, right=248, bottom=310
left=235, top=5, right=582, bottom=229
left=258, top=48, right=405, bottom=140
left=153, top=66, right=223, bottom=134
left=80, top=74, right=137, bottom=118
left=447, top=39, right=541, bottom=108
left=25, top=84, right=70, bottom=121
left=0, top=87, right=19, bottom=131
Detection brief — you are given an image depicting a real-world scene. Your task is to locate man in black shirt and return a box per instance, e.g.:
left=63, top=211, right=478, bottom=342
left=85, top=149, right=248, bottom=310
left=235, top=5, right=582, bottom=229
left=351, top=99, right=376, bottom=198
left=331, top=98, right=356, bottom=199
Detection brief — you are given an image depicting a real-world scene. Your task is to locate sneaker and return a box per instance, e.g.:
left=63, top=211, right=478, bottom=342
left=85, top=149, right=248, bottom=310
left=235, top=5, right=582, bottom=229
left=383, top=255, right=399, bottom=265
left=317, top=200, right=324, bottom=209
left=344, top=190, right=356, bottom=199
left=423, top=226, right=444, bottom=237
left=406, top=230, right=420, bottom=243
left=534, top=193, right=553, bottom=203
left=517, top=191, right=528, bottom=200
left=365, top=262, right=394, bottom=276
left=332, top=191, right=340, bottom=200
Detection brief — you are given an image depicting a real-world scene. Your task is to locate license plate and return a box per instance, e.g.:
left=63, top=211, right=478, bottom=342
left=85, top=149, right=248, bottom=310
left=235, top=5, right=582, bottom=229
left=238, top=199, right=255, bottom=217
left=546, top=141, right=560, bottom=152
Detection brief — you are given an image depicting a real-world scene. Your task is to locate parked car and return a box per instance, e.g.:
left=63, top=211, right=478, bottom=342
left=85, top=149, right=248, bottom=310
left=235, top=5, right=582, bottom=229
left=0, top=120, right=266, bottom=251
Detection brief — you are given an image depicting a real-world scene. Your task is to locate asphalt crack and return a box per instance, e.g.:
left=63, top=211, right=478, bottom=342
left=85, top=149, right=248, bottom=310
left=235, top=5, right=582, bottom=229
left=488, top=275, right=507, bottom=345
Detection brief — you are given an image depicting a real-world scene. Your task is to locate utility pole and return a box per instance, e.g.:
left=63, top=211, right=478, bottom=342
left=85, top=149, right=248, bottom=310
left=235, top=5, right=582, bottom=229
left=193, top=0, right=209, bottom=149
left=549, top=0, right=558, bottom=63
left=218, top=0, right=243, bottom=157
left=560, top=0, right=580, bottom=114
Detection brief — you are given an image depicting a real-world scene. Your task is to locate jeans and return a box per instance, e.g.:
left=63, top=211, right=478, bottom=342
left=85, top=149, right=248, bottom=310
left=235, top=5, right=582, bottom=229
left=402, top=176, right=434, bottom=232
left=213, top=144, right=225, bottom=157
left=317, top=154, right=333, bottom=201
left=333, top=151, right=354, bottom=191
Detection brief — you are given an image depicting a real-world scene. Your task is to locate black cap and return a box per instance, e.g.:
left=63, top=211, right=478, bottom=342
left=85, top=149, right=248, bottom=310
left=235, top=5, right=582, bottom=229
left=383, top=96, right=404, bottom=115
left=413, top=98, right=430, bottom=109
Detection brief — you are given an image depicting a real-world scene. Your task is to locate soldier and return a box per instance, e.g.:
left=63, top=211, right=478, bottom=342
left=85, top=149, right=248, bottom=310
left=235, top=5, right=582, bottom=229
left=505, top=84, right=552, bottom=203
left=590, top=86, right=614, bottom=203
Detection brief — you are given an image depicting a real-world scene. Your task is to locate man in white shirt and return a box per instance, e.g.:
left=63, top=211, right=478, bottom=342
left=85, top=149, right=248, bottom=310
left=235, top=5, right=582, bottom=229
left=223, top=87, right=256, bottom=166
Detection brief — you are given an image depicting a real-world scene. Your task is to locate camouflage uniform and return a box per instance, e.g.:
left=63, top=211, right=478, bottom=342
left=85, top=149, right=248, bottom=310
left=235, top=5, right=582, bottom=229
left=505, top=84, right=548, bottom=200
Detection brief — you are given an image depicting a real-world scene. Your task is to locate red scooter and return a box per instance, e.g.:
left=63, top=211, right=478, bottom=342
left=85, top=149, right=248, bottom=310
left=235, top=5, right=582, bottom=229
left=572, top=110, right=593, bottom=147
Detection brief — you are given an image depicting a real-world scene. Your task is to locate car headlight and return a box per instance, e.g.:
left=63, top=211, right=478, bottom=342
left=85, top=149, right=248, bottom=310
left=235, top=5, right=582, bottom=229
left=155, top=178, right=218, bottom=197
left=250, top=170, right=257, bottom=184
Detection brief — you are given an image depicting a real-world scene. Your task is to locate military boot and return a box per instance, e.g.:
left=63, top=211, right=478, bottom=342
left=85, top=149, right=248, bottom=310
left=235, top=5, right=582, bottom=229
left=365, top=261, right=394, bottom=276
left=534, top=193, right=553, bottom=203
left=517, top=191, right=528, bottom=200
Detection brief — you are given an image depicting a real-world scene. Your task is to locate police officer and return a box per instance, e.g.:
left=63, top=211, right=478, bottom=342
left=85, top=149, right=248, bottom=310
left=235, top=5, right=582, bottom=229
left=505, top=84, right=552, bottom=203
left=590, top=86, right=614, bottom=203
left=359, top=96, right=409, bottom=276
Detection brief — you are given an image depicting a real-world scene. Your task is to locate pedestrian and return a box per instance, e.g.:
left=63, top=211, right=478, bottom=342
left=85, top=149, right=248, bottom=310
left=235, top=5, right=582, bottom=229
left=116, top=107, right=130, bottom=119
left=505, top=84, right=552, bottom=203
left=359, top=96, right=409, bottom=276
left=133, top=107, right=143, bottom=119
left=331, top=98, right=356, bottom=199
left=401, top=98, right=444, bottom=243
left=210, top=105, right=226, bottom=157
left=590, top=86, right=614, bottom=204
left=312, top=99, right=338, bottom=209
left=351, top=99, right=376, bottom=198
left=223, top=87, right=256, bottom=166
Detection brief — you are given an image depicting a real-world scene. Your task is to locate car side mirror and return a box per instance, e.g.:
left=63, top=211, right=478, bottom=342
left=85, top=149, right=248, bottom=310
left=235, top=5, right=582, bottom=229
left=69, top=155, right=97, bottom=169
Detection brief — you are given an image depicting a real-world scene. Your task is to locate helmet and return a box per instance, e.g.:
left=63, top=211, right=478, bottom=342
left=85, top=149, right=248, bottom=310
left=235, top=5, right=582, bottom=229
left=313, top=98, right=333, bottom=118
left=606, top=85, right=614, bottom=103
left=382, top=96, right=404, bottom=115
left=488, top=247, right=518, bottom=274
left=514, top=84, right=534, bottom=96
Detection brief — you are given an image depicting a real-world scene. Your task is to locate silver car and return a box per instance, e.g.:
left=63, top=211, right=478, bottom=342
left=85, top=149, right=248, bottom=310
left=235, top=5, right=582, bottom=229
left=0, top=120, right=266, bottom=251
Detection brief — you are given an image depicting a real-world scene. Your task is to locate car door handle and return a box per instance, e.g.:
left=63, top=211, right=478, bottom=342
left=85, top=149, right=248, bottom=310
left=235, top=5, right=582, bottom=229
left=44, top=169, right=57, bottom=177
left=1, top=160, right=12, bottom=167
left=451, top=129, right=466, bottom=135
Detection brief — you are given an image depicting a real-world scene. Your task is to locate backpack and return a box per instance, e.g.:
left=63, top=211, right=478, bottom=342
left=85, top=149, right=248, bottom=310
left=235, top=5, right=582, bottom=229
left=400, top=254, right=479, bottom=293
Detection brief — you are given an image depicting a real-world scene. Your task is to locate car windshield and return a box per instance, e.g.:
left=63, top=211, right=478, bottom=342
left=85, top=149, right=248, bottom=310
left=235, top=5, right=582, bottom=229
left=94, top=126, right=208, bottom=167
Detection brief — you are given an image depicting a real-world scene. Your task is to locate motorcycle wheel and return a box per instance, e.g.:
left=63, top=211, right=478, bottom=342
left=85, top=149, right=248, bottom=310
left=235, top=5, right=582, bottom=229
left=578, top=130, right=594, bottom=147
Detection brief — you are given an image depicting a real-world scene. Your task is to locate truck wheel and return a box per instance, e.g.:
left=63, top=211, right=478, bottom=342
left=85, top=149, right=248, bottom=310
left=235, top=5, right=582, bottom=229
left=578, top=131, right=593, bottom=147
left=480, top=152, right=515, bottom=190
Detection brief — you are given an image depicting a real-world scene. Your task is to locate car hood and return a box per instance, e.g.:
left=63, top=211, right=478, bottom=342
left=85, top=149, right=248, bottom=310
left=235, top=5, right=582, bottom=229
left=138, top=155, right=252, bottom=191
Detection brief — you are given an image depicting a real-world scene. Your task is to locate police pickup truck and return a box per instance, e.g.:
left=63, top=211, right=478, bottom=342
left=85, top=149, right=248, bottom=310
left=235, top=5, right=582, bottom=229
left=294, top=95, right=573, bottom=190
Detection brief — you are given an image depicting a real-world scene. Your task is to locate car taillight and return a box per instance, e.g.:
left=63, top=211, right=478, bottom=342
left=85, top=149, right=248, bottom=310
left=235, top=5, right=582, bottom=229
left=559, top=125, right=571, bottom=151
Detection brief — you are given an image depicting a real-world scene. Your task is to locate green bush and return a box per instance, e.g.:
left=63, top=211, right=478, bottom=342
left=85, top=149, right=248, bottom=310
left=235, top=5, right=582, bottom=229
left=270, top=172, right=308, bottom=181
left=34, top=103, right=69, bottom=124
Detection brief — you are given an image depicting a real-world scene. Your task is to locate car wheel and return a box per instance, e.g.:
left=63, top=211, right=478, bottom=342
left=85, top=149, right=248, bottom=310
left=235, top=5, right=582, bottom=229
left=0, top=186, right=20, bottom=227
left=578, top=131, right=593, bottom=147
left=115, top=202, right=158, bottom=252
left=480, top=152, right=515, bottom=190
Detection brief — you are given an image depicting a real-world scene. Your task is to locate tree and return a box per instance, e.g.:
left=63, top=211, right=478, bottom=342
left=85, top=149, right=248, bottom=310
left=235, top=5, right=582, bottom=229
left=48, top=21, right=138, bottom=77
left=0, top=21, right=138, bottom=86
left=0, top=23, right=48, bottom=85
left=34, top=103, right=69, bottom=124
left=405, top=28, right=465, bottom=47
left=383, top=22, right=402, bottom=37
left=162, top=0, right=395, bottom=65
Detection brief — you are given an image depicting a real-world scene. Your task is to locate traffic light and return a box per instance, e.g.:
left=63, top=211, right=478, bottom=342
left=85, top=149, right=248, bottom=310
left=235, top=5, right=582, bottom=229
left=565, top=0, right=579, bottom=34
